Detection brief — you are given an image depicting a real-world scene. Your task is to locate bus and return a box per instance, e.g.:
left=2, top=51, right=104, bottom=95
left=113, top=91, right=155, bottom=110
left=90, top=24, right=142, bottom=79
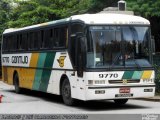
left=1, top=13, right=155, bottom=105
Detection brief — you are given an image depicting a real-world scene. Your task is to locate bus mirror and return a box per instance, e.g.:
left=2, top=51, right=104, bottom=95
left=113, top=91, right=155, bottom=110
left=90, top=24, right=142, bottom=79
left=76, top=32, right=84, bottom=37
left=76, top=36, right=86, bottom=77
left=151, top=36, right=155, bottom=54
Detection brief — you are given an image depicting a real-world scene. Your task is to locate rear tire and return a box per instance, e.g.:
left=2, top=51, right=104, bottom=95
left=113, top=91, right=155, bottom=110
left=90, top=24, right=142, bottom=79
left=13, top=73, right=22, bottom=94
left=61, top=78, right=75, bottom=106
left=114, top=99, right=128, bottom=105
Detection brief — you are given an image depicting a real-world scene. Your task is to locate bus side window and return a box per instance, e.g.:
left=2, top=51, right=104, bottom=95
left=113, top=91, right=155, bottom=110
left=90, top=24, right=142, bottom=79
left=2, top=36, right=7, bottom=52
left=21, top=33, right=28, bottom=50
left=5, top=36, right=11, bottom=52
left=15, top=34, right=22, bottom=51
left=53, top=27, right=66, bottom=48
left=37, top=31, right=41, bottom=49
left=43, top=29, right=53, bottom=49
left=40, top=30, right=44, bottom=49
left=34, top=32, right=39, bottom=49
left=8, top=36, right=13, bottom=52
left=19, top=34, right=22, bottom=50
left=60, top=27, right=67, bottom=47
left=12, top=35, right=17, bottom=51
left=49, top=29, right=54, bottom=48
left=29, top=32, right=33, bottom=50
left=29, top=32, right=39, bottom=50
left=53, top=28, right=60, bottom=47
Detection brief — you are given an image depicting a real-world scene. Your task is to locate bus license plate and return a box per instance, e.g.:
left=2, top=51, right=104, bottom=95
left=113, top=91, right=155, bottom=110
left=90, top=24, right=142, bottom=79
left=119, top=87, right=130, bottom=93
left=115, top=93, right=133, bottom=98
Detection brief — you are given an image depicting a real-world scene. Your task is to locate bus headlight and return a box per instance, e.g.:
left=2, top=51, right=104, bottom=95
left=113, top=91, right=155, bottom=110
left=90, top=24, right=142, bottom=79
left=95, top=80, right=105, bottom=84
left=88, top=80, right=93, bottom=85
left=88, top=80, right=105, bottom=85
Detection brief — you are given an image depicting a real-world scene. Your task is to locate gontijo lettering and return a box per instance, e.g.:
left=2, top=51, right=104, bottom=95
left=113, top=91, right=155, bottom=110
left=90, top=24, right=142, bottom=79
left=12, top=56, right=28, bottom=64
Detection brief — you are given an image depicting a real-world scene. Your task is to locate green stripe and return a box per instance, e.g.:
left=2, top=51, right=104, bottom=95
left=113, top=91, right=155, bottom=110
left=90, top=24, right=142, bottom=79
left=33, top=53, right=47, bottom=90
left=132, top=71, right=143, bottom=79
left=122, top=71, right=134, bottom=79
left=39, top=52, right=56, bottom=92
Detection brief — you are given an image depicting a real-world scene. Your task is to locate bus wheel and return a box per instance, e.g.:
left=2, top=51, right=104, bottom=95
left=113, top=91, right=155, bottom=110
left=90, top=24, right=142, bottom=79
left=13, top=73, right=21, bottom=94
left=61, top=79, right=75, bottom=106
left=114, top=99, right=128, bottom=105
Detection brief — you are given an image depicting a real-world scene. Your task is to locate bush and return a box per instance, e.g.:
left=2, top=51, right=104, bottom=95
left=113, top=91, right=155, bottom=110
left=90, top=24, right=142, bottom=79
left=154, top=64, right=160, bottom=94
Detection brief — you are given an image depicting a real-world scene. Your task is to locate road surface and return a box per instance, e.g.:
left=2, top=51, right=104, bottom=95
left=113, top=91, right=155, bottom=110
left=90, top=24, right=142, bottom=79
left=0, top=81, right=160, bottom=114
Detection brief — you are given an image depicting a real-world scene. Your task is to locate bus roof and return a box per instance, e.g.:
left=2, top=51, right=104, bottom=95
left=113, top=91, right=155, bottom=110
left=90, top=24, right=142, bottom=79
left=71, top=13, right=150, bottom=25
left=3, top=13, right=150, bottom=34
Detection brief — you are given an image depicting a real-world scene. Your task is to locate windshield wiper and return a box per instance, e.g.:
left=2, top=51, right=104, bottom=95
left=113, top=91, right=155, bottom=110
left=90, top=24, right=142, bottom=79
left=132, top=58, right=141, bottom=69
left=111, top=52, right=122, bottom=67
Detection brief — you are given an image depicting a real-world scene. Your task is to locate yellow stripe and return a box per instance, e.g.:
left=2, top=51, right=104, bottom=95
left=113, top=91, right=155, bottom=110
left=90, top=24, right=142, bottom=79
left=24, top=53, right=39, bottom=89
left=30, top=53, right=39, bottom=67
left=141, top=70, right=152, bottom=79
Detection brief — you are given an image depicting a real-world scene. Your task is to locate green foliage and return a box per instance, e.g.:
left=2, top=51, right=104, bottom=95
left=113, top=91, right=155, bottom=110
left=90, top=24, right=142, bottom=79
left=8, top=0, right=119, bottom=28
left=0, top=0, right=12, bottom=42
left=154, top=64, right=160, bottom=94
left=8, top=0, right=61, bottom=27
left=126, top=0, right=160, bottom=17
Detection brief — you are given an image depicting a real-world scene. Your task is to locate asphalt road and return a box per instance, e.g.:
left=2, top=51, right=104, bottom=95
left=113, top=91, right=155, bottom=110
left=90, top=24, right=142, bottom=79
left=0, top=81, right=160, bottom=114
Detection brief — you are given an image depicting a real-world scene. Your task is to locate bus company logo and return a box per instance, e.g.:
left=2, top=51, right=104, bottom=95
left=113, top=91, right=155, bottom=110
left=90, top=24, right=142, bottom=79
left=57, top=56, right=66, bottom=67
left=122, top=79, right=127, bottom=84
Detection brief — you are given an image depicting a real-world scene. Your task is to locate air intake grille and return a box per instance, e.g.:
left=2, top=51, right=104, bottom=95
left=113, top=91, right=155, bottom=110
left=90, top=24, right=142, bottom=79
left=109, top=79, right=140, bottom=84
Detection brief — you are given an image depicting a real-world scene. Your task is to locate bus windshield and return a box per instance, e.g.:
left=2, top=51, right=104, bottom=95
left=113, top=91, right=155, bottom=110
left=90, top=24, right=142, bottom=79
left=86, top=26, right=152, bottom=68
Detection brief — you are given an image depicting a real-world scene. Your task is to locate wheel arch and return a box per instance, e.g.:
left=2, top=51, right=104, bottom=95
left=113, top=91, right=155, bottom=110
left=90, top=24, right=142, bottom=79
left=59, top=74, right=69, bottom=95
left=13, top=70, right=18, bottom=85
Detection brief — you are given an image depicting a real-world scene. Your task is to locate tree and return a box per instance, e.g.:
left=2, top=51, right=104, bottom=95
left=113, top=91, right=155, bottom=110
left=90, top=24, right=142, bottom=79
left=8, top=0, right=119, bottom=28
left=8, top=0, right=61, bottom=27
left=126, top=0, right=160, bottom=17
left=0, top=0, right=12, bottom=42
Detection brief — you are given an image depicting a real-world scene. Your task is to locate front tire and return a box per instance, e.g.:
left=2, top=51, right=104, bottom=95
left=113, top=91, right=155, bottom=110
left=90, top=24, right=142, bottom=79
left=114, top=99, right=128, bottom=105
left=13, top=73, right=22, bottom=93
left=61, top=79, right=75, bottom=106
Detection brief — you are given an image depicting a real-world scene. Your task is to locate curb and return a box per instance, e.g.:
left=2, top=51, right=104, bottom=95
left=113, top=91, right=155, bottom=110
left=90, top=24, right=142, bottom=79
left=135, top=97, right=160, bottom=102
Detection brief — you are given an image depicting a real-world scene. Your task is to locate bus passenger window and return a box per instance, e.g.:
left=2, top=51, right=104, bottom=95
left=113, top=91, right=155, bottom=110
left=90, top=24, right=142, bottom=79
left=40, top=30, right=44, bottom=49
left=29, top=32, right=39, bottom=50
left=7, top=36, right=12, bottom=51
left=12, top=35, right=17, bottom=51
left=2, top=36, right=7, bottom=52
left=29, top=32, right=34, bottom=50
left=53, top=28, right=60, bottom=47
left=21, top=33, right=28, bottom=50
left=53, top=27, right=66, bottom=48
left=8, top=35, right=14, bottom=51
left=60, top=27, right=67, bottom=47
left=16, top=34, right=21, bottom=50
left=34, top=32, right=39, bottom=49
left=43, top=29, right=53, bottom=49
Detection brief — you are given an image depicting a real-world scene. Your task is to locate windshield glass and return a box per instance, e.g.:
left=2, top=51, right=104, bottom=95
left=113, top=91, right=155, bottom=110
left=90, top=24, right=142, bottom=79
left=86, top=26, right=151, bottom=68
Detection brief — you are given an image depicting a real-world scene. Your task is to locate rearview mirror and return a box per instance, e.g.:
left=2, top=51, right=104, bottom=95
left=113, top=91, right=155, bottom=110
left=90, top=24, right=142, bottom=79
left=76, top=33, right=86, bottom=77
left=151, top=36, right=155, bottom=54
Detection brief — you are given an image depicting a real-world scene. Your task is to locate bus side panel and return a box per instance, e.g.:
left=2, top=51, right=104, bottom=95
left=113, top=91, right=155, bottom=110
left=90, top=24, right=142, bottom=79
left=18, top=68, right=36, bottom=89
left=47, top=52, right=74, bottom=95
left=27, top=53, right=39, bottom=89
left=2, top=66, right=8, bottom=83
left=2, top=66, right=10, bottom=84
left=32, top=52, right=55, bottom=92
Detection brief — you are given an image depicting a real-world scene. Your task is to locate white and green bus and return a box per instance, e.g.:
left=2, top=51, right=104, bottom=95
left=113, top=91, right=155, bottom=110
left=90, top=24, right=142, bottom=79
left=1, top=13, right=155, bottom=105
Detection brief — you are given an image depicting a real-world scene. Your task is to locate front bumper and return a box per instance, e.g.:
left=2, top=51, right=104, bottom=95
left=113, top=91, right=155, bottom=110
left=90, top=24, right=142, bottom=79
left=85, top=85, right=155, bottom=100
